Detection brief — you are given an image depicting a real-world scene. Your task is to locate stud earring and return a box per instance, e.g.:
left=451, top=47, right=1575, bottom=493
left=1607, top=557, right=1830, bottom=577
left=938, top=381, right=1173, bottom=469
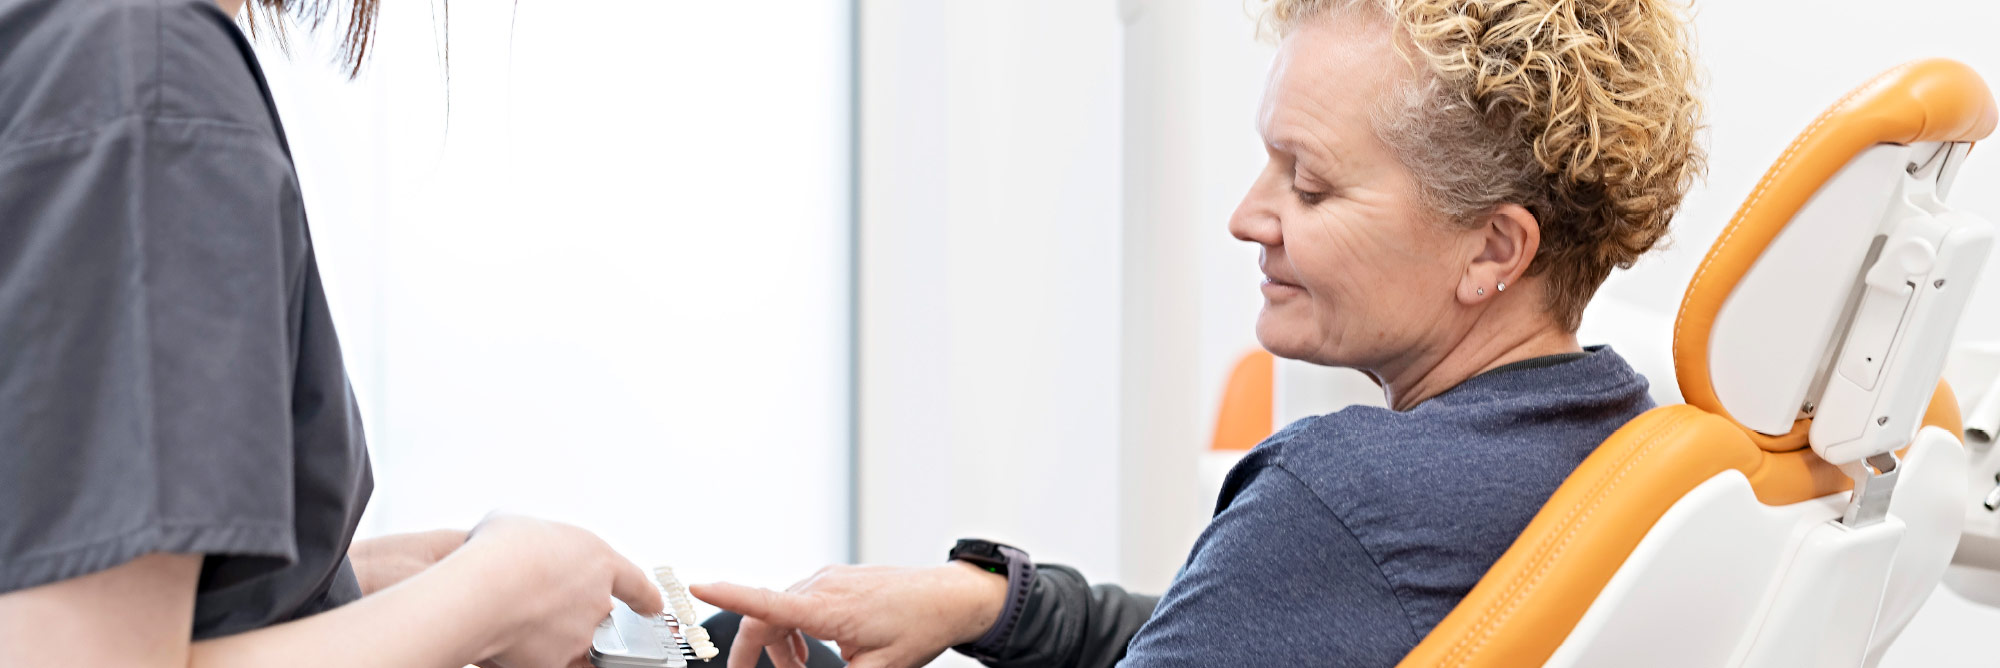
left=1476, top=287, right=1485, bottom=296
left=1497, top=282, right=1507, bottom=293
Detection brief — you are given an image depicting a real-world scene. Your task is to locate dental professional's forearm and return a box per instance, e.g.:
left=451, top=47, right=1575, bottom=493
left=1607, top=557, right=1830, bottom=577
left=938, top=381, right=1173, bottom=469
left=984, top=564, right=1159, bottom=668
left=349, top=529, right=471, bottom=596
left=191, top=545, right=511, bottom=667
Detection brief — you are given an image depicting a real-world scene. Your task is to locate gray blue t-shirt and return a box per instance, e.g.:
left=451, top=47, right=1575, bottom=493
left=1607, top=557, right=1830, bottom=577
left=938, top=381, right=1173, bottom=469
left=1119, top=346, right=1652, bottom=666
left=0, top=0, right=371, bottom=639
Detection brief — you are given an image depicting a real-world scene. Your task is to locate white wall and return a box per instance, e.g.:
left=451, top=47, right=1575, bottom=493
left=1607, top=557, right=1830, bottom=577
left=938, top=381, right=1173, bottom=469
left=253, top=0, right=854, bottom=598
left=1116, top=0, right=1288, bottom=593
left=855, top=0, right=1126, bottom=603
left=855, top=0, right=1128, bottom=660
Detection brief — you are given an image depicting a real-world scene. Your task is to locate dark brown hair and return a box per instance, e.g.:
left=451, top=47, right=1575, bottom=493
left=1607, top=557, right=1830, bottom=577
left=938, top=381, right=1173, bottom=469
left=242, top=0, right=381, bottom=78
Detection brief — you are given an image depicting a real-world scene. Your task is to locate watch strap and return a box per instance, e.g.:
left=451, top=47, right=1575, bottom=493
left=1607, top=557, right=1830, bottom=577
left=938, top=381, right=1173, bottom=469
left=953, top=544, right=1035, bottom=662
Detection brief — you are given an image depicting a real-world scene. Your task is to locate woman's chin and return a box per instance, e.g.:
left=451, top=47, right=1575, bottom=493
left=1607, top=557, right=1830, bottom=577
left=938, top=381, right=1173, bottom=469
left=1253, top=316, right=1321, bottom=362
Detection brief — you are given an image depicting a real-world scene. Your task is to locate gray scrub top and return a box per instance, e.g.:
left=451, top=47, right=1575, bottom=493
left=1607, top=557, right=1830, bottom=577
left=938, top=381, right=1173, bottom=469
left=0, top=0, right=373, bottom=639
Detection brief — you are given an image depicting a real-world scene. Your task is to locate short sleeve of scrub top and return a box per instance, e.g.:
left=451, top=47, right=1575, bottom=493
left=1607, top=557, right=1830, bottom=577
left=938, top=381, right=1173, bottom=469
left=0, top=0, right=373, bottom=639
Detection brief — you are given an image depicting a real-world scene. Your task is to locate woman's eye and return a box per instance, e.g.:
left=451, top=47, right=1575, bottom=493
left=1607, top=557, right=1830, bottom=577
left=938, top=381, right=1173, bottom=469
left=1292, top=185, right=1326, bottom=205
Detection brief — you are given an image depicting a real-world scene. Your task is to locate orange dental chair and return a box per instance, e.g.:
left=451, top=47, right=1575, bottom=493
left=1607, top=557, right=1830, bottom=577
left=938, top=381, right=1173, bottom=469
left=1210, top=58, right=1998, bottom=667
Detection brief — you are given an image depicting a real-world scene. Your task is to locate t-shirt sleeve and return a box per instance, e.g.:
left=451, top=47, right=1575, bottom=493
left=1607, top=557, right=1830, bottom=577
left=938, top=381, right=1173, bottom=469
left=1119, top=463, right=1423, bottom=668
left=0, top=108, right=304, bottom=593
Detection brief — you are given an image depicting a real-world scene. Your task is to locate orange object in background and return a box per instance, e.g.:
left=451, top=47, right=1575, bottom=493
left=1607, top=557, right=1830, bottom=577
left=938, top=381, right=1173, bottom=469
left=1210, top=349, right=1275, bottom=452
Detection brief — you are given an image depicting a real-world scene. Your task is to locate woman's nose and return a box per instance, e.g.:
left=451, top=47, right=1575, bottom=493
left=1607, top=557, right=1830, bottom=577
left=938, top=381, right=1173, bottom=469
left=1228, top=181, right=1283, bottom=247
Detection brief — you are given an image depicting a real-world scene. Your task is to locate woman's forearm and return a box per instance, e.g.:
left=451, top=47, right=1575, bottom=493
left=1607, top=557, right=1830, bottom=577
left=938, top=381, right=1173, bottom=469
left=986, top=564, right=1159, bottom=668
left=191, top=544, right=512, bottom=667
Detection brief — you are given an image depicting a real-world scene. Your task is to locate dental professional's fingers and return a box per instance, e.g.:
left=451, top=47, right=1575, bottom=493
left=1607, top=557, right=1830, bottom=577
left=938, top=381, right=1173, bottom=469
left=607, top=555, right=664, bottom=616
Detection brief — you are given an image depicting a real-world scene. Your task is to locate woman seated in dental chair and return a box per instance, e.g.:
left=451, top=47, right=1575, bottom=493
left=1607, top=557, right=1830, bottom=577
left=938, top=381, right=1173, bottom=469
left=694, top=1, right=1704, bottom=666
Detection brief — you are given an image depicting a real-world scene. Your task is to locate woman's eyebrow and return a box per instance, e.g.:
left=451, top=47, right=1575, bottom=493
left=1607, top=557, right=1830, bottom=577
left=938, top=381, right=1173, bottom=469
left=1271, top=129, right=1344, bottom=172
left=1277, top=139, right=1344, bottom=183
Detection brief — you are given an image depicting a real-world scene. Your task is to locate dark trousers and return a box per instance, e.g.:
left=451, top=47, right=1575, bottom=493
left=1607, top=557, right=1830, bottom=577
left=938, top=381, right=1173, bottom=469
left=700, top=611, right=849, bottom=668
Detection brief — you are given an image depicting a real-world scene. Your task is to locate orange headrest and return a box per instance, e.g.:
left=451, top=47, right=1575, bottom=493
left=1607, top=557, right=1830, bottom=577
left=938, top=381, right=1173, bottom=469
left=1673, top=59, right=1997, bottom=452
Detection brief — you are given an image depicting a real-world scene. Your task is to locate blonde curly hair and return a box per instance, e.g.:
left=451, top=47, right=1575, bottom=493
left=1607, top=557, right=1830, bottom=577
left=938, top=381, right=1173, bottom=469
left=1261, top=0, right=1705, bottom=330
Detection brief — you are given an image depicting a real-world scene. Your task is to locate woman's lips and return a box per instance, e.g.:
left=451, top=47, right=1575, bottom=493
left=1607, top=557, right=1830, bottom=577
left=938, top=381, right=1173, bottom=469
left=1260, top=276, right=1305, bottom=299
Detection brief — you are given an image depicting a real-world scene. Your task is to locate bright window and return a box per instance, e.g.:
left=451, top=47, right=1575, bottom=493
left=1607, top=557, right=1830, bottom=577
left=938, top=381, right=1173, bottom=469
left=255, top=0, right=853, bottom=591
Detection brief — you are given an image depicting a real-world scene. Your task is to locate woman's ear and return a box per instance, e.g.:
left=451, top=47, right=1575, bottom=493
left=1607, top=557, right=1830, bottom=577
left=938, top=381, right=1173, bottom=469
left=1458, top=204, right=1540, bottom=304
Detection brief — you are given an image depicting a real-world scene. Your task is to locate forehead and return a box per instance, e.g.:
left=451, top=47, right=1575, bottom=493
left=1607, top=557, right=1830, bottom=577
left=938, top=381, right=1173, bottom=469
left=1257, top=12, right=1407, bottom=156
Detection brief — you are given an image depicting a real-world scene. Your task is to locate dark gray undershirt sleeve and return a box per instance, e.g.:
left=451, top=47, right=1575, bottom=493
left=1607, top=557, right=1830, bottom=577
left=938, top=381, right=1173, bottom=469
left=981, top=564, right=1160, bottom=668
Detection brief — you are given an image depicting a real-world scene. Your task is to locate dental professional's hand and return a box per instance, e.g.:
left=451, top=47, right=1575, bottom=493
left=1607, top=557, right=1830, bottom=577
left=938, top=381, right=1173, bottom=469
left=348, top=528, right=469, bottom=595
left=456, top=513, right=665, bottom=668
left=690, top=562, right=1008, bottom=668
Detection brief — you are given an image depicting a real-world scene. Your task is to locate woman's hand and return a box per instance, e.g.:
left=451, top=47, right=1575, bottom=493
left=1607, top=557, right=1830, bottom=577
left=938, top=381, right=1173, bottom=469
left=348, top=529, right=469, bottom=595
left=691, top=562, right=1008, bottom=668
left=455, top=513, right=665, bottom=668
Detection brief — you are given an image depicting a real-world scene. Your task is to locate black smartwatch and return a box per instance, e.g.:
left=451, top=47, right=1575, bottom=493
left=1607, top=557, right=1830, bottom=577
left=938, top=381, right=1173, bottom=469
left=948, top=538, right=1035, bottom=662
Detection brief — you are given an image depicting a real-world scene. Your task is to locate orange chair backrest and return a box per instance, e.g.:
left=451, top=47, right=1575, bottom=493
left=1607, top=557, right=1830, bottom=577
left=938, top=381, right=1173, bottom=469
left=1399, top=58, right=1993, bottom=668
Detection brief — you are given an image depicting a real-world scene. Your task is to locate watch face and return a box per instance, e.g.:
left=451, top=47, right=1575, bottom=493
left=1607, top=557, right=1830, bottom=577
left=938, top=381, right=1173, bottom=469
left=951, top=539, right=1008, bottom=572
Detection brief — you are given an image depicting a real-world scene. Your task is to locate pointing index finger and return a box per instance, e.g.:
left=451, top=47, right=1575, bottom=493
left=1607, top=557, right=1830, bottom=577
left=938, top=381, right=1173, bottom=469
left=689, top=582, right=819, bottom=630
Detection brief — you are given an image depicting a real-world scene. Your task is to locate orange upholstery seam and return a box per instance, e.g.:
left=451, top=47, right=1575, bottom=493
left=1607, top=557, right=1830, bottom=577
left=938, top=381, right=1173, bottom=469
left=1440, top=409, right=1692, bottom=665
